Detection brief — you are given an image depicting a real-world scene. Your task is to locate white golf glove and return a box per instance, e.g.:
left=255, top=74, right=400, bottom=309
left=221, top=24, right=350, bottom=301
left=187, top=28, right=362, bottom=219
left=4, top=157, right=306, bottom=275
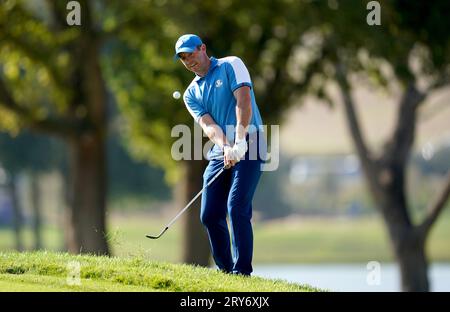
left=231, top=137, right=247, bottom=162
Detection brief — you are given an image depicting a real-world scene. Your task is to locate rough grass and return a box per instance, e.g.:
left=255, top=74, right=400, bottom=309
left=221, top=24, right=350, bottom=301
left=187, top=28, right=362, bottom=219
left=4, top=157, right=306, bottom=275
left=0, top=251, right=321, bottom=292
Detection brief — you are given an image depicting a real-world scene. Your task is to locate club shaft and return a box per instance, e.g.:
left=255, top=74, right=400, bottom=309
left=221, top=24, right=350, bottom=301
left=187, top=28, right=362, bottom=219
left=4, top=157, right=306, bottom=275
left=148, top=140, right=253, bottom=239
left=166, top=167, right=224, bottom=229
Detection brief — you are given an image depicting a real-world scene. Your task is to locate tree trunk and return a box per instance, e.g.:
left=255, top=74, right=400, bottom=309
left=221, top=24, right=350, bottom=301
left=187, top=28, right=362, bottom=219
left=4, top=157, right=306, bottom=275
left=30, top=172, right=42, bottom=250
left=66, top=132, right=109, bottom=255
left=8, top=174, right=23, bottom=251
left=64, top=32, right=109, bottom=255
left=371, top=172, right=430, bottom=291
left=386, top=222, right=429, bottom=291
left=396, top=238, right=429, bottom=292
left=380, top=190, right=429, bottom=292
left=182, top=159, right=211, bottom=266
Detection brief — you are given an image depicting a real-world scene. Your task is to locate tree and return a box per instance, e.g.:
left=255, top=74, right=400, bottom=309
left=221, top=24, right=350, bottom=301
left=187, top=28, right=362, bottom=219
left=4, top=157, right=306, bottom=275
left=0, top=0, right=172, bottom=254
left=304, top=0, right=450, bottom=291
left=0, top=0, right=112, bottom=254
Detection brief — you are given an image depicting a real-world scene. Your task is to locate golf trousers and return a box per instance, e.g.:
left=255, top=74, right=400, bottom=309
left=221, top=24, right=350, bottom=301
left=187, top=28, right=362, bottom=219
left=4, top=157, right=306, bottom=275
left=200, top=133, right=265, bottom=275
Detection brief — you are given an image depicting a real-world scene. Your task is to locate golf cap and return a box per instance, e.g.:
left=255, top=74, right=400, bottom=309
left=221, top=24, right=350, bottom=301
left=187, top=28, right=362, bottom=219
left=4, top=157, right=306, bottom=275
left=174, top=34, right=203, bottom=60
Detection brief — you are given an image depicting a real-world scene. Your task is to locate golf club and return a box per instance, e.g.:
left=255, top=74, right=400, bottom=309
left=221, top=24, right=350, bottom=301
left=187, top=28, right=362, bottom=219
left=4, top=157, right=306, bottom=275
left=146, top=166, right=226, bottom=239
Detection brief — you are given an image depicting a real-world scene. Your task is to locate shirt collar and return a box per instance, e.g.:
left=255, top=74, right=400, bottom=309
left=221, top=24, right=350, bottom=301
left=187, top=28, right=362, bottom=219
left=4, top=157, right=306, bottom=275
left=194, top=57, right=218, bottom=81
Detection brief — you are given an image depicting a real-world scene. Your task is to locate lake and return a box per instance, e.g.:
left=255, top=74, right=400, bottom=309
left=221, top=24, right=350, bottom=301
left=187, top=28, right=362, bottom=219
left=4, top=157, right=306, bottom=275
left=253, top=263, right=450, bottom=292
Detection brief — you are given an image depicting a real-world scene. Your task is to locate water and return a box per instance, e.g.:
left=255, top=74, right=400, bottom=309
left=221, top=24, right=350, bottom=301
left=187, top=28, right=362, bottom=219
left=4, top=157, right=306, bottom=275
left=253, top=263, right=450, bottom=292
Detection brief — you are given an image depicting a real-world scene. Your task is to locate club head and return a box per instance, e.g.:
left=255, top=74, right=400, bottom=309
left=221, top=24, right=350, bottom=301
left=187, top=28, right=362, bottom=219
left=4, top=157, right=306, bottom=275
left=146, top=227, right=168, bottom=240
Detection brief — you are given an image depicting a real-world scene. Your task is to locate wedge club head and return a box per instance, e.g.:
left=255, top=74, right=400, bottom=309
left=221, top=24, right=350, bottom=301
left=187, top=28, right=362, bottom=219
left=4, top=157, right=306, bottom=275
left=146, top=227, right=168, bottom=240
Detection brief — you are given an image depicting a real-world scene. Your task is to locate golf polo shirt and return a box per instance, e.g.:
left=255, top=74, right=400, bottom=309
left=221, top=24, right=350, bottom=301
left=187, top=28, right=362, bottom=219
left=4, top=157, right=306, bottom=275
left=183, top=56, right=264, bottom=159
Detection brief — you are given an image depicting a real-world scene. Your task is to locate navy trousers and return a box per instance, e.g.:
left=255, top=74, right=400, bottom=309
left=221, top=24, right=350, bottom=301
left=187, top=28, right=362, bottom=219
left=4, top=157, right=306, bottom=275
left=200, top=134, right=265, bottom=275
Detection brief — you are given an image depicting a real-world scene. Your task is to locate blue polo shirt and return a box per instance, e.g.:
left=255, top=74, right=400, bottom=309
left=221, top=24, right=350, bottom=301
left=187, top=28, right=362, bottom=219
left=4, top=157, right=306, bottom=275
left=183, top=56, right=263, bottom=158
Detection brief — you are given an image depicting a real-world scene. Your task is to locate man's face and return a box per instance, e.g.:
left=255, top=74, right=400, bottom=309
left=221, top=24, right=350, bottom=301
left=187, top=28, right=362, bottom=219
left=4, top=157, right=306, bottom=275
left=178, top=45, right=208, bottom=76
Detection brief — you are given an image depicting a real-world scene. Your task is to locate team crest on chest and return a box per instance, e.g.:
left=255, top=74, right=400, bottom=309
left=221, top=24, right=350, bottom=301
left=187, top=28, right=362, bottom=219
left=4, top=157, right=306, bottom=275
left=215, top=79, right=223, bottom=88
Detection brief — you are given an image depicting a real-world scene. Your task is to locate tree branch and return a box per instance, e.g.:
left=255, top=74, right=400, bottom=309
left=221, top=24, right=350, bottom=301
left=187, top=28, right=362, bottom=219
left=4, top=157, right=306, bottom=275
left=385, top=83, right=426, bottom=167
left=418, top=172, right=450, bottom=238
left=334, top=62, right=390, bottom=204
left=335, top=63, right=374, bottom=169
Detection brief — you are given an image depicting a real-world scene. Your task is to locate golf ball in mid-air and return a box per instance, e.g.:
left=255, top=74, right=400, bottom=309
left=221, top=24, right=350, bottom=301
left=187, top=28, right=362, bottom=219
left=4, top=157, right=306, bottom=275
left=173, top=91, right=181, bottom=99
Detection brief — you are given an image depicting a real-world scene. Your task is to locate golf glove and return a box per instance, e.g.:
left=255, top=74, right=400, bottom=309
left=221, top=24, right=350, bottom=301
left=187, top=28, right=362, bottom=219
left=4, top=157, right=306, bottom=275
left=232, top=137, right=247, bottom=161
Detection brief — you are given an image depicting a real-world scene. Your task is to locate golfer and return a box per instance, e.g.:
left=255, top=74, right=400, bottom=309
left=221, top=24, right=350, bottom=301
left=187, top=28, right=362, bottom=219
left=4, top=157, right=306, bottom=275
left=174, top=34, right=266, bottom=276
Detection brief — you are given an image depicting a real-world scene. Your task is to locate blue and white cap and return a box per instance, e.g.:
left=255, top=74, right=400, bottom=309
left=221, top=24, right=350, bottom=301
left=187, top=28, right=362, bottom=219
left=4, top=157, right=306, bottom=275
left=174, top=34, right=203, bottom=60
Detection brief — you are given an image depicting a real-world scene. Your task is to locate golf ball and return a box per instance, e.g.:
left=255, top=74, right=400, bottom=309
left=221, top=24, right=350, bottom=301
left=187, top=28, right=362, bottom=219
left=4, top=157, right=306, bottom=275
left=173, top=91, right=181, bottom=99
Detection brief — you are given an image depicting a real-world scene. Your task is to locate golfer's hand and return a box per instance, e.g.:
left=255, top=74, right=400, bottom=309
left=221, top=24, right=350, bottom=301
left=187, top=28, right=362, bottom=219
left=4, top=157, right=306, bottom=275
left=231, top=138, right=247, bottom=161
left=223, top=145, right=237, bottom=169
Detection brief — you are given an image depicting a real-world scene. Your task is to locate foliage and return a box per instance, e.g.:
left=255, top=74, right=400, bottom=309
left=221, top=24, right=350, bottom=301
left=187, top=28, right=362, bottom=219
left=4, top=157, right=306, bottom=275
left=303, top=0, right=450, bottom=91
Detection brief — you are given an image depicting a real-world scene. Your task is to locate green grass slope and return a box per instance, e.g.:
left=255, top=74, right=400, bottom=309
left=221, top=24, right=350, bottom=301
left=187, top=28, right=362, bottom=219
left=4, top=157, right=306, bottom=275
left=0, top=251, right=321, bottom=292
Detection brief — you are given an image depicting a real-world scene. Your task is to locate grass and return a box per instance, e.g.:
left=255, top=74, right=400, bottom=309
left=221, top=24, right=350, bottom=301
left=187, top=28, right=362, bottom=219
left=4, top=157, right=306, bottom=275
left=1, top=214, right=449, bottom=264
left=0, top=251, right=320, bottom=292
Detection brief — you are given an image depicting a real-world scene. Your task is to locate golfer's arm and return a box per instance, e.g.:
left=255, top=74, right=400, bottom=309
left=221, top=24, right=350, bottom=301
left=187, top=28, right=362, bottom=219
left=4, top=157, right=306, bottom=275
left=198, top=114, right=230, bottom=149
left=234, top=86, right=252, bottom=141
